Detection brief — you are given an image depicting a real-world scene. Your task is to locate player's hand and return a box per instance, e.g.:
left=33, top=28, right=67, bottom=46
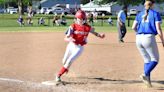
left=119, top=22, right=123, bottom=26
left=99, top=33, right=105, bottom=39
left=68, top=37, right=75, bottom=42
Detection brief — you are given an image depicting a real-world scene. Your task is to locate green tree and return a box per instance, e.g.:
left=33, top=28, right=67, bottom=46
left=17, top=0, right=33, bottom=15
left=0, top=0, right=3, bottom=3
left=18, top=0, right=23, bottom=15
left=81, top=0, right=90, bottom=4
left=0, top=0, right=16, bottom=8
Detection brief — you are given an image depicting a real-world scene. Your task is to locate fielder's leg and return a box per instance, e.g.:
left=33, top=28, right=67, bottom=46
left=143, top=35, right=159, bottom=77
left=136, top=34, right=152, bottom=87
left=121, top=24, right=127, bottom=41
left=117, top=22, right=123, bottom=42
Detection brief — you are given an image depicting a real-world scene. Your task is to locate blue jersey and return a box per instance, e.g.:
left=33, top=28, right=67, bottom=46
left=118, top=10, right=126, bottom=23
left=135, top=9, right=162, bottom=35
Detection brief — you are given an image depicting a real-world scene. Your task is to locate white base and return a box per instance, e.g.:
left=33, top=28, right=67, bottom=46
left=42, top=80, right=57, bottom=86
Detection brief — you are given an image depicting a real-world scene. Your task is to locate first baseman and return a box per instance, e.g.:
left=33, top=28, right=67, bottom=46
left=132, top=0, right=164, bottom=87
left=55, top=10, right=105, bottom=82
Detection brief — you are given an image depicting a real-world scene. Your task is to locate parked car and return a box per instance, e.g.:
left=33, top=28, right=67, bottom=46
left=7, top=7, right=14, bottom=13
left=0, top=8, right=6, bottom=13
left=53, top=7, right=64, bottom=14
left=9, top=8, right=18, bottom=14
left=40, top=7, right=48, bottom=14
left=53, top=7, right=70, bottom=15
left=129, top=9, right=137, bottom=15
left=45, top=8, right=54, bottom=14
left=6, top=7, right=18, bottom=14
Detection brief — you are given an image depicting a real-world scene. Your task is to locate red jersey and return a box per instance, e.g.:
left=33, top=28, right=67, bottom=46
left=68, top=23, right=91, bottom=46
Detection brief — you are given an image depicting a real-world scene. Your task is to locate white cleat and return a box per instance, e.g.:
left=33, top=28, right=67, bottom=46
left=41, top=75, right=63, bottom=86
left=55, top=75, right=61, bottom=82
left=140, top=74, right=152, bottom=88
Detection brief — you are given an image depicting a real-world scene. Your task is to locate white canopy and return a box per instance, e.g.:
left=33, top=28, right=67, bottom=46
left=81, top=1, right=112, bottom=12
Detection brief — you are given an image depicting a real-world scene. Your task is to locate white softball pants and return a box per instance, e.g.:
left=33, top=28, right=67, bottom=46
left=136, top=34, right=159, bottom=63
left=63, top=42, right=84, bottom=69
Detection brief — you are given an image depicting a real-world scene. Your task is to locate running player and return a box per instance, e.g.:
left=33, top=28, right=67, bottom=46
left=55, top=10, right=105, bottom=82
left=132, top=0, right=164, bottom=87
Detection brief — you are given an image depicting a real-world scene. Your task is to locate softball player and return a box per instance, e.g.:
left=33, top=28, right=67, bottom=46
left=55, top=10, right=105, bottom=82
left=117, top=6, right=128, bottom=43
left=132, top=0, right=164, bottom=87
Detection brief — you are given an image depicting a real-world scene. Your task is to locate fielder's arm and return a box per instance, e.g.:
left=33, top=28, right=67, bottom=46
left=132, top=20, right=138, bottom=32
left=156, top=22, right=164, bottom=47
left=118, top=18, right=123, bottom=26
left=117, top=12, right=123, bottom=26
left=90, top=28, right=105, bottom=38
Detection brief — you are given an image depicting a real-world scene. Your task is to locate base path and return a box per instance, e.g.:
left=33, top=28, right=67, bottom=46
left=0, top=32, right=163, bottom=92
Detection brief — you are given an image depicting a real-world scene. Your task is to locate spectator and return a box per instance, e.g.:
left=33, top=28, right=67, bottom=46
left=38, top=17, right=45, bottom=25
left=88, top=12, right=94, bottom=26
left=60, top=12, right=67, bottom=26
left=17, top=15, right=24, bottom=26
left=93, top=9, right=98, bottom=22
left=107, top=17, right=113, bottom=26
left=27, top=11, right=33, bottom=25
left=52, top=15, right=60, bottom=26
left=27, top=7, right=33, bottom=25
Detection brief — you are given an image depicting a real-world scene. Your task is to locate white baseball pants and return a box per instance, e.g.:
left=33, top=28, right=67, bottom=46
left=136, top=34, right=159, bottom=63
left=63, top=42, right=84, bottom=69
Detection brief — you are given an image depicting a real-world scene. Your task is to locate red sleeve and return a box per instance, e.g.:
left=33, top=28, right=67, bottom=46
left=86, top=24, right=92, bottom=32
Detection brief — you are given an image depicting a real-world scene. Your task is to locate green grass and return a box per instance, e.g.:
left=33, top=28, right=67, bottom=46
left=0, top=26, right=67, bottom=32
left=0, top=14, right=133, bottom=27
left=0, top=26, right=134, bottom=32
left=0, top=14, right=123, bottom=32
left=0, top=14, right=163, bottom=32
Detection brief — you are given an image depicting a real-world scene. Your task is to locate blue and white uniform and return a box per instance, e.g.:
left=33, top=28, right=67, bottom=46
left=134, top=9, right=162, bottom=77
left=117, top=10, right=127, bottom=42
left=118, top=10, right=126, bottom=24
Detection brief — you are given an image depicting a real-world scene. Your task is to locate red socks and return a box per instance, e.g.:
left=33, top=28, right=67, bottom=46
left=57, top=67, right=68, bottom=77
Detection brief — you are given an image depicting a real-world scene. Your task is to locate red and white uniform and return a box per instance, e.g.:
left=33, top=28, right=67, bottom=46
left=69, top=23, right=91, bottom=46
left=63, top=23, right=91, bottom=68
left=56, top=10, right=105, bottom=82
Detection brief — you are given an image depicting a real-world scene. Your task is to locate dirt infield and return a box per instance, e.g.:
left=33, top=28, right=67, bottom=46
left=0, top=32, right=163, bottom=92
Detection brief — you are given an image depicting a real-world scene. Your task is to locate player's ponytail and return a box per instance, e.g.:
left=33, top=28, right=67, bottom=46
left=143, top=0, right=154, bottom=21
left=144, top=7, right=150, bottom=21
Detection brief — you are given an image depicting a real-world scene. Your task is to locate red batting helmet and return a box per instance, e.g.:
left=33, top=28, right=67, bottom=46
left=75, top=10, right=86, bottom=20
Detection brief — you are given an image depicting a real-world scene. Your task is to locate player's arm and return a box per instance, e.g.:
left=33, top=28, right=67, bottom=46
left=132, top=20, right=138, bottom=32
left=132, top=13, right=139, bottom=32
left=156, top=22, right=164, bottom=47
left=64, top=26, right=75, bottom=42
left=117, top=12, right=123, bottom=26
left=118, top=18, right=123, bottom=26
left=155, top=13, right=164, bottom=47
left=90, top=28, right=105, bottom=39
